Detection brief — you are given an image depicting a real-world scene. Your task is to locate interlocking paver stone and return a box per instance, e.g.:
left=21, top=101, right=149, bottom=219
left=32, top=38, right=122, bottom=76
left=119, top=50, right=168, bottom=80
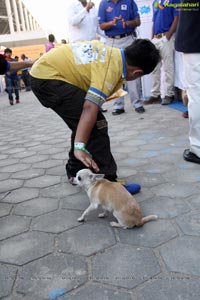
left=20, top=154, right=49, bottom=164
left=117, top=220, right=177, bottom=248
left=32, top=159, right=63, bottom=169
left=137, top=278, right=200, bottom=300
left=0, top=264, right=17, bottom=298
left=12, top=150, right=36, bottom=158
left=0, top=179, right=23, bottom=193
left=1, top=295, right=33, bottom=300
left=188, top=194, right=200, bottom=209
left=13, top=197, right=59, bottom=217
left=0, top=172, right=10, bottom=180
left=61, top=193, right=89, bottom=210
left=141, top=197, right=191, bottom=219
left=5, top=147, right=26, bottom=154
left=176, top=212, right=200, bottom=236
left=11, top=168, right=45, bottom=179
left=32, top=210, right=81, bottom=233
left=58, top=223, right=116, bottom=256
left=2, top=187, right=39, bottom=204
left=46, top=165, right=66, bottom=176
left=0, top=231, right=54, bottom=265
left=160, top=237, right=200, bottom=276
left=16, top=254, right=87, bottom=299
left=66, top=283, right=133, bottom=300
left=151, top=183, right=200, bottom=198
left=0, top=158, right=19, bottom=167
left=40, top=182, right=79, bottom=198
left=0, top=163, right=31, bottom=173
left=24, top=175, right=61, bottom=188
left=51, top=151, right=69, bottom=160
left=0, top=215, right=30, bottom=240
left=127, top=172, right=166, bottom=187
left=0, top=203, right=12, bottom=217
left=91, top=244, right=161, bottom=289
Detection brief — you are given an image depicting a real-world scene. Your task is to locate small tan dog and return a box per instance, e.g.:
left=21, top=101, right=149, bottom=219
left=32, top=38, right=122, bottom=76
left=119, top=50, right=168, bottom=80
left=74, top=169, right=158, bottom=229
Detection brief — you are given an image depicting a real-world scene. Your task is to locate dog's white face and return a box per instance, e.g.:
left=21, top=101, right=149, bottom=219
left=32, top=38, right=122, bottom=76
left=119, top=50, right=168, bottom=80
left=74, top=169, right=104, bottom=187
left=74, top=169, right=93, bottom=187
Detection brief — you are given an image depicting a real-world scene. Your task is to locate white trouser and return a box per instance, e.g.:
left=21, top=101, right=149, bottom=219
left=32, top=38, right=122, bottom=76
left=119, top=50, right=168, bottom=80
left=183, top=53, right=200, bottom=158
left=106, top=35, right=143, bottom=109
left=151, top=35, right=175, bottom=97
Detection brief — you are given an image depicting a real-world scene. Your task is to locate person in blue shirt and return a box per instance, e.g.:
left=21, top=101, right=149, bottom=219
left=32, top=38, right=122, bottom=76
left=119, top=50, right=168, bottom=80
left=144, top=0, right=180, bottom=105
left=4, top=48, right=20, bottom=105
left=98, top=0, right=145, bottom=115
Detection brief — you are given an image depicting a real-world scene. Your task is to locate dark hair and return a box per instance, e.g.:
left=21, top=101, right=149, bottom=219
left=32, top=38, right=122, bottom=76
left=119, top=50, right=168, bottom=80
left=4, top=48, right=12, bottom=54
left=124, top=39, right=160, bottom=75
left=48, top=34, right=55, bottom=43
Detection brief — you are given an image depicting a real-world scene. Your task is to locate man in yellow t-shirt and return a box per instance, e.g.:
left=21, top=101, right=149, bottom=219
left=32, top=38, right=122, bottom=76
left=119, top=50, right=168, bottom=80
left=30, top=39, right=159, bottom=183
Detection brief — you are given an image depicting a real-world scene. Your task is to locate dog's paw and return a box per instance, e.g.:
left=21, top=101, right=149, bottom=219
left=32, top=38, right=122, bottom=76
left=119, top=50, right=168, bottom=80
left=110, top=221, right=121, bottom=228
left=77, top=217, right=85, bottom=222
left=98, top=212, right=106, bottom=218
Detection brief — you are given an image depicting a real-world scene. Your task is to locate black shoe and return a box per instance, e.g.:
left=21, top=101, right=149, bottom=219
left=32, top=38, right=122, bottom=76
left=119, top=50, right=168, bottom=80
left=112, top=109, right=125, bottom=115
left=183, top=149, right=200, bottom=164
left=135, top=106, right=145, bottom=113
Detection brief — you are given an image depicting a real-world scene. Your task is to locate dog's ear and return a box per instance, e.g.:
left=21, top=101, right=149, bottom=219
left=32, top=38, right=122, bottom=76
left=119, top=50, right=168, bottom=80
left=89, top=173, right=104, bottom=182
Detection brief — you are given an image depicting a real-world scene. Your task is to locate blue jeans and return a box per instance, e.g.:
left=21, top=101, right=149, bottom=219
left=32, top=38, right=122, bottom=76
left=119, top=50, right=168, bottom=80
left=5, top=76, right=19, bottom=101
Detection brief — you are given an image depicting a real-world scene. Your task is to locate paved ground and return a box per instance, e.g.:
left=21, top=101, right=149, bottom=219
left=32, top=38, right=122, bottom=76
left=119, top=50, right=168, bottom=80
left=0, top=90, right=200, bottom=300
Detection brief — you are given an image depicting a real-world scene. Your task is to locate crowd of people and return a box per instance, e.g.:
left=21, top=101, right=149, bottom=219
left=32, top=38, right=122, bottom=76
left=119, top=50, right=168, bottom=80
left=0, top=0, right=199, bottom=186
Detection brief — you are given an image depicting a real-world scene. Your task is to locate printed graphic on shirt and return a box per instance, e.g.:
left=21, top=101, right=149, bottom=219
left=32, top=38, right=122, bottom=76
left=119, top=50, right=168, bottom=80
left=72, top=43, right=107, bottom=65
left=106, top=6, right=114, bottom=12
left=121, top=4, right=128, bottom=10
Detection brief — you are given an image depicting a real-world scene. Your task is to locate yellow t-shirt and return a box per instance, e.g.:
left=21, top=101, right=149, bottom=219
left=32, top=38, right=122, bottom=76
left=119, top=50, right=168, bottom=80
left=30, top=41, right=126, bottom=107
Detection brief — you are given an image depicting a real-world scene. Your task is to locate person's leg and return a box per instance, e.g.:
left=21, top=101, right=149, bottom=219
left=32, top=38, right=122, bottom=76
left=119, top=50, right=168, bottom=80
left=13, top=79, right=20, bottom=103
left=183, top=53, right=200, bottom=161
left=127, top=78, right=145, bottom=113
left=5, top=76, right=13, bottom=105
left=30, top=77, right=117, bottom=179
left=161, top=35, right=175, bottom=104
left=150, top=60, right=161, bottom=98
left=106, top=36, right=128, bottom=114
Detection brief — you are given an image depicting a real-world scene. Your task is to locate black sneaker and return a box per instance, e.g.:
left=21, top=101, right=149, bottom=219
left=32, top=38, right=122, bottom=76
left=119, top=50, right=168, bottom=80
left=183, top=149, right=200, bottom=164
left=135, top=106, right=145, bottom=113
left=112, top=109, right=125, bottom=115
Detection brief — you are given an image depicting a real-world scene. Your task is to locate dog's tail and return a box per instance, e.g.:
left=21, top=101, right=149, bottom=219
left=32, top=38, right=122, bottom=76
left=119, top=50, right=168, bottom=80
left=141, top=215, right=158, bottom=225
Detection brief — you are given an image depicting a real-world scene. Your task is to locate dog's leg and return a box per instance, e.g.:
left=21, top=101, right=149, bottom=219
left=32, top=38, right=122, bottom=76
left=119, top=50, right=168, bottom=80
left=110, top=221, right=125, bottom=228
left=77, top=203, right=98, bottom=222
left=98, top=210, right=108, bottom=218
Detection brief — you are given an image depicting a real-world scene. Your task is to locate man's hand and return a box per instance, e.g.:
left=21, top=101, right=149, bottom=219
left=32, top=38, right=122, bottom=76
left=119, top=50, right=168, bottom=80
left=86, top=1, right=94, bottom=12
left=74, top=149, right=99, bottom=172
left=74, top=99, right=99, bottom=172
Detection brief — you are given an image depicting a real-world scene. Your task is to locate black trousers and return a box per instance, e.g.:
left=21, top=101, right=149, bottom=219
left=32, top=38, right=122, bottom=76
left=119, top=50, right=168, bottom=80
left=30, top=77, right=117, bottom=180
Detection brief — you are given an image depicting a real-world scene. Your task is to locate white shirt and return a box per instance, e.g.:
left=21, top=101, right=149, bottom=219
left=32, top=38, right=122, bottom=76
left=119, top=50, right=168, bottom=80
left=66, top=0, right=99, bottom=42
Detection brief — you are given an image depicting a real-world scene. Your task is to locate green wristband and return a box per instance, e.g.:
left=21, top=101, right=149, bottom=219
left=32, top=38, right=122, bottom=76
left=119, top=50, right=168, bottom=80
left=74, top=142, right=92, bottom=157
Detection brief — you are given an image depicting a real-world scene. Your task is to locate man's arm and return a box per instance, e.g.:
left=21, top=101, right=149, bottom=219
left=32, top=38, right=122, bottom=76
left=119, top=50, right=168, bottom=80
left=67, top=1, right=94, bottom=26
left=74, top=100, right=100, bottom=172
left=124, top=18, right=141, bottom=28
left=9, top=60, right=34, bottom=72
left=165, top=15, right=179, bottom=40
left=0, top=54, right=34, bottom=74
left=99, top=17, right=119, bottom=31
